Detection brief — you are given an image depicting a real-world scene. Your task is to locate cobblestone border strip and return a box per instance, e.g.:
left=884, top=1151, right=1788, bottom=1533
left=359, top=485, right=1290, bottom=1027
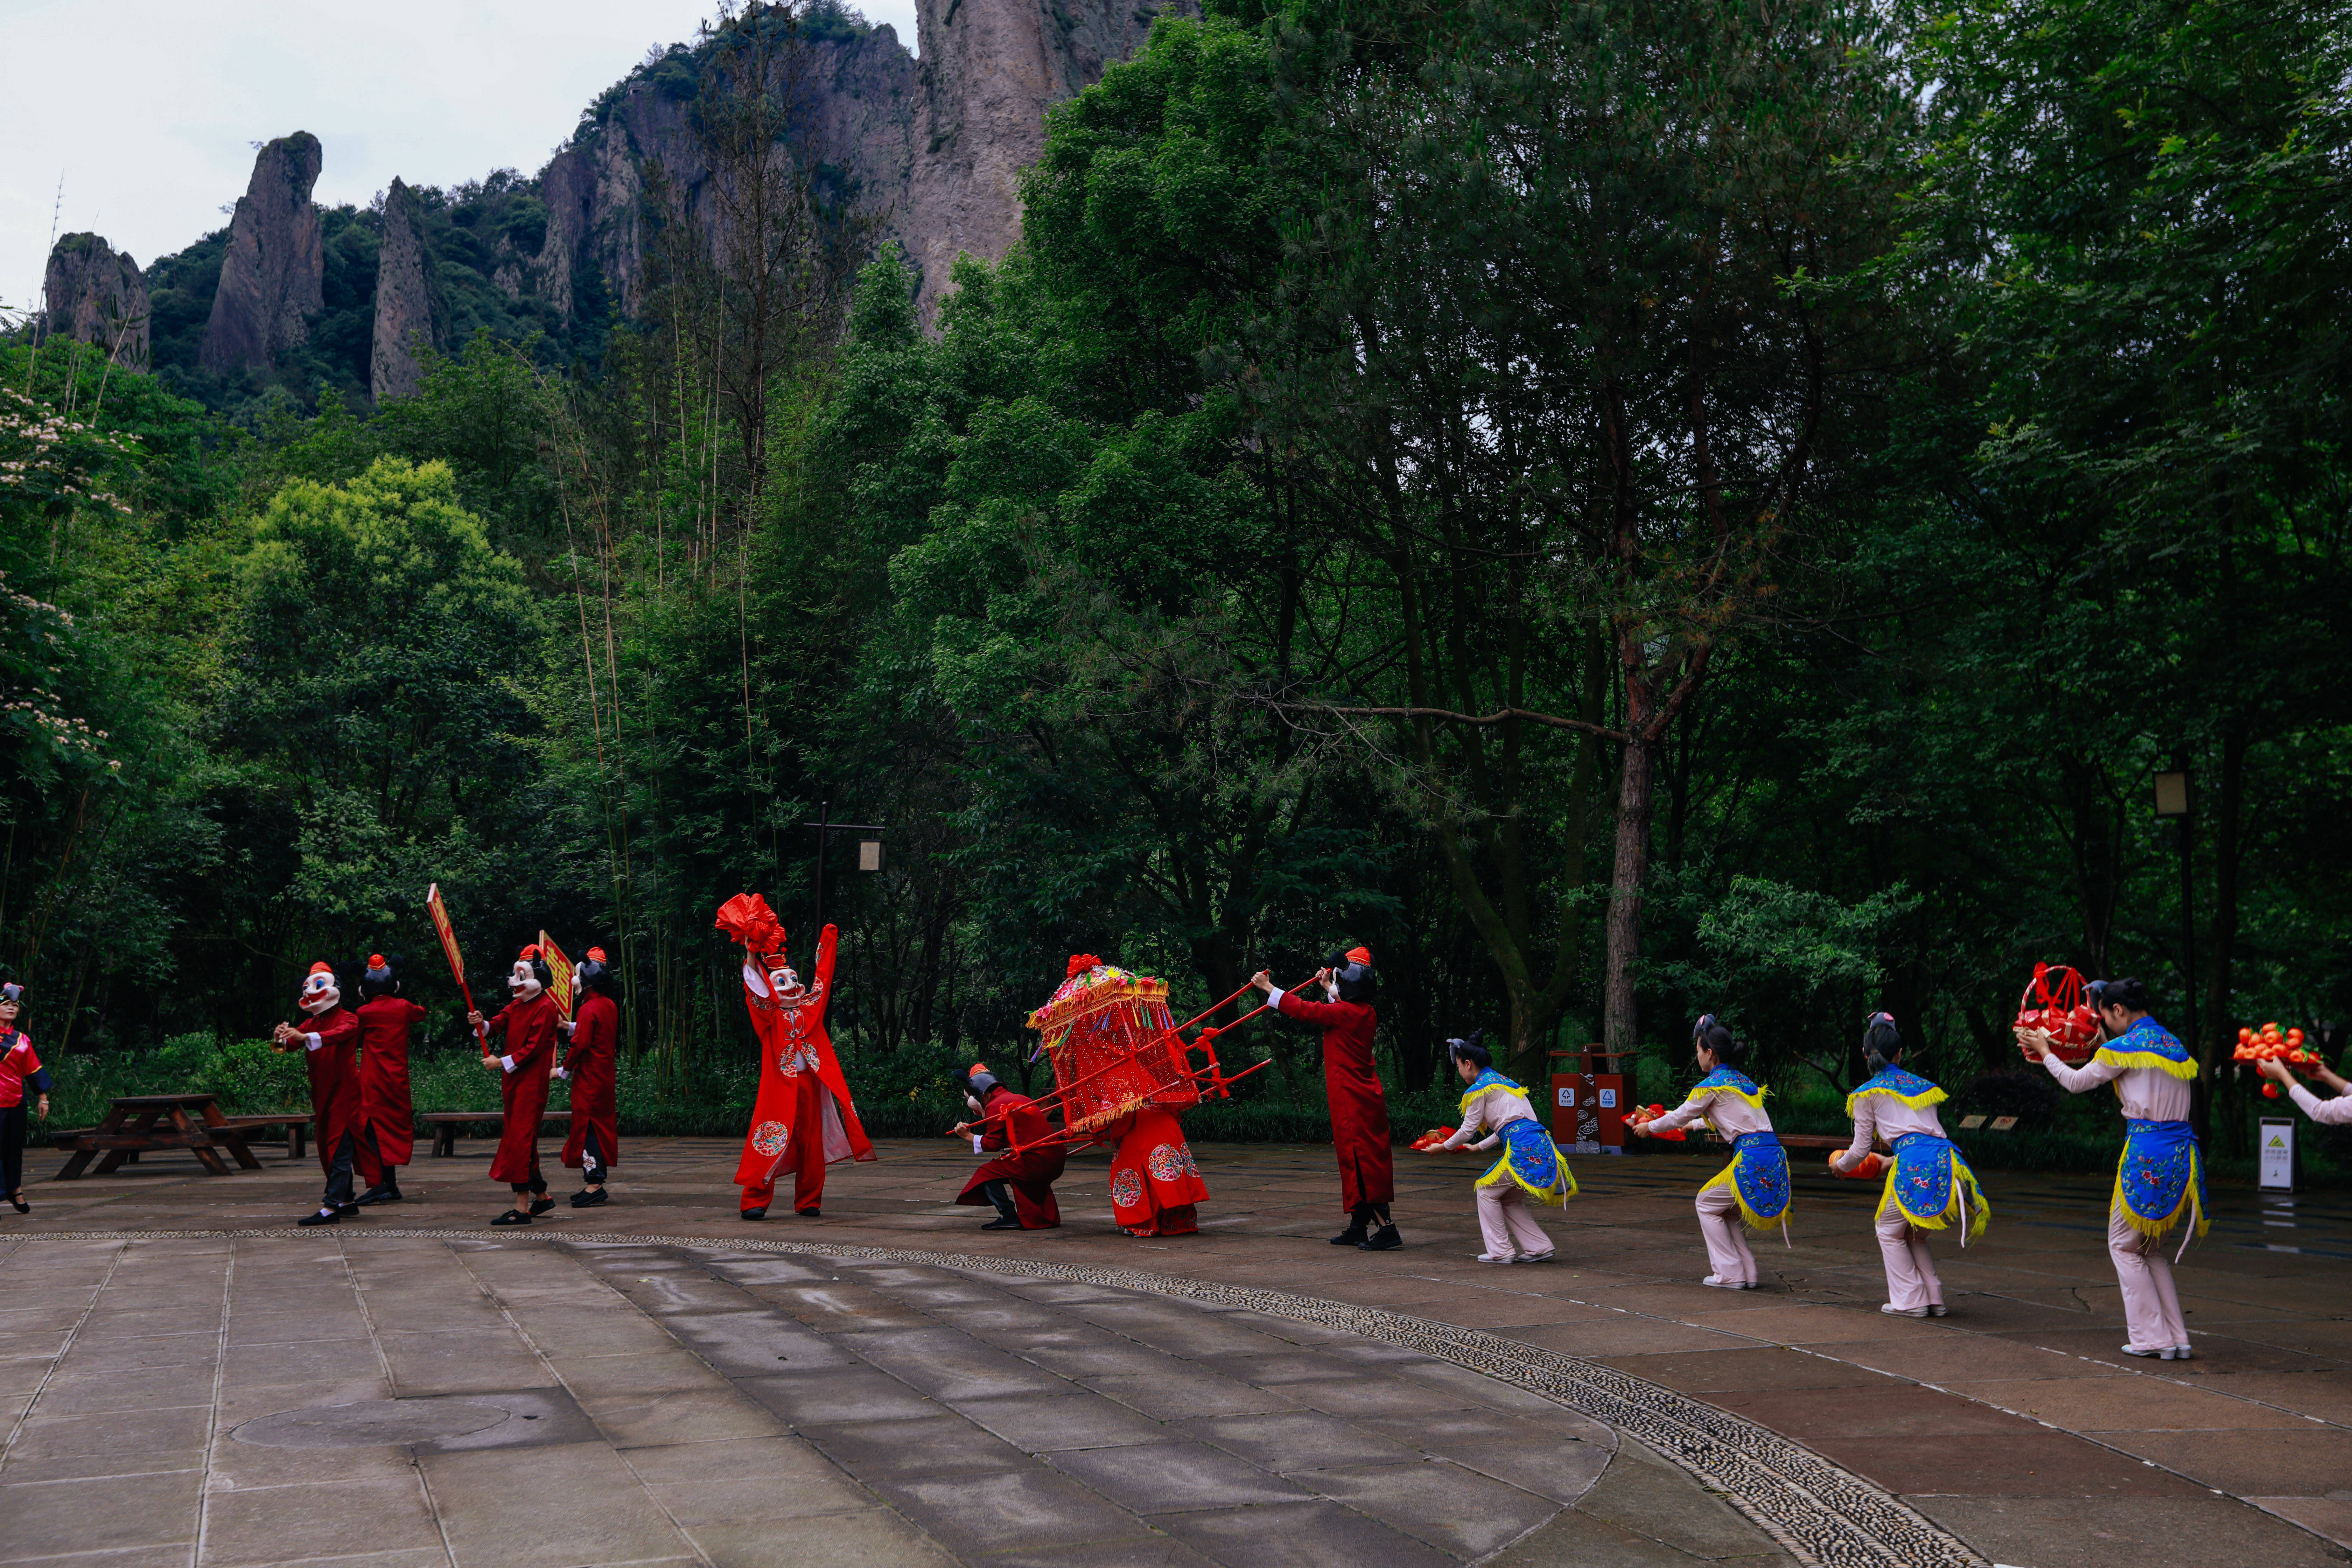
left=19, top=1229, right=1984, bottom=1568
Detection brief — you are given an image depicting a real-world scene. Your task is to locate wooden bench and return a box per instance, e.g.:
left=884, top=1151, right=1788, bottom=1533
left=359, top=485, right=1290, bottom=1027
left=218, top=1114, right=309, bottom=1160
left=421, top=1111, right=571, bottom=1158
left=51, top=1094, right=268, bottom=1178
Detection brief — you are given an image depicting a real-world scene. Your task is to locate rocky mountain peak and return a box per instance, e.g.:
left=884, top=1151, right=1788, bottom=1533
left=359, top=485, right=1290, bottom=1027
left=43, top=233, right=151, bottom=371
left=200, top=131, right=326, bottom=374
left=370, top=177, right=433, bottom=403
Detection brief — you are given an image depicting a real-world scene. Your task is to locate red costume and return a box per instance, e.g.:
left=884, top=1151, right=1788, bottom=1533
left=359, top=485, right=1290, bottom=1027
left=483, top=989, right=559, bottom=1186
left=560, top=989, right=620, bottom=1176
left=956, top=1080, right=1066, bottom=1228
left=716, top=897, right=873, bottom=1217
left=1106, top=1105, right=1208, bottom=1235
left=355, top=994, right=424, bottom=1169
left=1275, top=986, right=1393, bottom=1213
left=300, top=1004, right=371, bottom=1186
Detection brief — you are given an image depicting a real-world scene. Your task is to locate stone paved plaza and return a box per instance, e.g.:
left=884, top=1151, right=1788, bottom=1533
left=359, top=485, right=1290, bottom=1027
left=2, top=1134, right=2348, bottom=1568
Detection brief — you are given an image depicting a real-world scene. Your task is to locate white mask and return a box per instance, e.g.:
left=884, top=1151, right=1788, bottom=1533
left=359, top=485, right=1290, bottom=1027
left=509, top=959, right=544, bottom=1000
left=300, top=972, right=340, bottom=1015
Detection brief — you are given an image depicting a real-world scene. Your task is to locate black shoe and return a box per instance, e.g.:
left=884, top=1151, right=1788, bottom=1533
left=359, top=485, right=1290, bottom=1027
left=297, top=1207, right=341, bottom=1227
left=491, top=1208, right=532, bottom=1226
left=1358, top=1225, right=1403, bottom=1251
left=9, top=1193, right=28, bottom=1214
left=528, top=1197, right=556, bottom=1217
left=353, top=1185, right=402, bottom=1206
left=982, top=1216, right=1024, bottom=1230
left=740, top=1207, right=767, bottom=1221
left=570, top=1189, right=608, bottom=1208
left=336, top=1203, right=363, bottom=1218
left=1330, top=1226, right=1368, bottom=1246
left=796, top=1207, right=820, bottom=1218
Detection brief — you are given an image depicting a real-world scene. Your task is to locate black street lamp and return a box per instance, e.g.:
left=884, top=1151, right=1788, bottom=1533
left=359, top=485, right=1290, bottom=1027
left=802, top=799, right=884, bottom=930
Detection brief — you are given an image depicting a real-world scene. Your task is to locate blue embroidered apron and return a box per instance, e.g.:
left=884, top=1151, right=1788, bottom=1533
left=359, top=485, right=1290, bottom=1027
left=2117, top=1117, right=2206, bottom=1249
left=1882, top=1132, right=1989, bottom=1240
left=1460, top=1071, right=1576, bottom=1205
left=1701, top=1129, right=1791, bottom=1230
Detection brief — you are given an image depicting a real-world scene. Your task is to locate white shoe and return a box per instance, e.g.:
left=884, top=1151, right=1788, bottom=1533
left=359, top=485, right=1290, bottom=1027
left=1880, top=1303, right=1930, bottom=1317
left=1475, top=1253, right=1514, bottom=1264
left=2163, top=1344, right=2193, bottom=1361
left=2121, top=1344, right=2164, bottom=1358
left=1701, top=1275, right=1751, bottom=1290
left=1519, top=1250, right=1555, bottom=1263
left=1927, top=1304, right=1949, bottom=1318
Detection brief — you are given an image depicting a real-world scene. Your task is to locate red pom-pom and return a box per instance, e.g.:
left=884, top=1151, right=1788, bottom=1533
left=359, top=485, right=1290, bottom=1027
left=367, top=953, right=386, bottom=968
left=1066, top=953, right=1104, bottom=978
left=1345, top=946, right=1373, bottom=966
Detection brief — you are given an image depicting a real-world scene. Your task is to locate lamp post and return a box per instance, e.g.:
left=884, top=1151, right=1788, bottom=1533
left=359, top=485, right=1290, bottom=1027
left=2152, top=757, right=2201, bottom=1056
left=802, top=799, right=884, bottom=929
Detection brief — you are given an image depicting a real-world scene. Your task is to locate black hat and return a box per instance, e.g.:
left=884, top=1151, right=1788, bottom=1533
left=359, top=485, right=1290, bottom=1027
left=1324, top=948, right=1376, bottom=1004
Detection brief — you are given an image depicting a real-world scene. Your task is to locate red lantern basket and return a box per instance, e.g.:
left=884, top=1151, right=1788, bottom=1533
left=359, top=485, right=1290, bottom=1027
left=2016, top=962, right=2099, bottom=1064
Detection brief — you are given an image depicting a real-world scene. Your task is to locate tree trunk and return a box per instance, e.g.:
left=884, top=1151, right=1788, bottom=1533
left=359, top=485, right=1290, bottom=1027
left=1604, top=714, right=1657, bottom=1056
left=2202, top=722, right=2247, bottom=1151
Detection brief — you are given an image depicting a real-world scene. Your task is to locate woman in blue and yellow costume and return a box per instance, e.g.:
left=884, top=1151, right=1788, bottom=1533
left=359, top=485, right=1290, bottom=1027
left=1830, top=1012, right=1988, bottom=1318
left=1629, top=1017, right=1790, bottom=1289
left=1427, top=1034, right=1574, bottom=1262
left=2017, top=976, right=2203, bottom=1361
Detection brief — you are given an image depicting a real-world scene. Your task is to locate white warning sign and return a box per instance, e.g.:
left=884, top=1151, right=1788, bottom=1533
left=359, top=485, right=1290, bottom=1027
left=2259, top=1118, right=2295, bottom=1192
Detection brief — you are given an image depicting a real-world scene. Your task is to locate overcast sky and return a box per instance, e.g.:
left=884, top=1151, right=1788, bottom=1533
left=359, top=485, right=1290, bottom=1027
left=0, top=0, right=919, bottom=318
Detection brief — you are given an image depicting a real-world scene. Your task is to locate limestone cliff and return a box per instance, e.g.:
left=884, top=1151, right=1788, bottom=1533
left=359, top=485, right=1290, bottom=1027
left=200, top=132, right=325, bottom=374
left=370, top=178, right=434, bottom=403
left=533, top=0, right=1190, bottom=324
left=43, top=233, right=150, bottom=371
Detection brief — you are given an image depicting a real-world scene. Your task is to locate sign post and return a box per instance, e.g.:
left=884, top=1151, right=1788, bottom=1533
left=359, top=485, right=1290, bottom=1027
left=2259, top=1117, right=2296, bottom=1193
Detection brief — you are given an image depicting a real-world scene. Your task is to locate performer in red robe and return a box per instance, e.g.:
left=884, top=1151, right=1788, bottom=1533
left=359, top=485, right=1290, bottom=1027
left=951, top=1063, right=1065, bottom=1229
left=557, top=946, right=622, bottom=1207
left=275, top=961, right=372, bottom=1227
left=1105, top=1103, right=1209, bottom=1236
left=469, top=946, right=560, bottom=1225
left=1252, top=946, right=1399, bottom=1250
left=352, top=954, right=424, bottom=1206
left=715, top=895, right=874, bottom=1219
left=0, top=982, right=53, bottom=1215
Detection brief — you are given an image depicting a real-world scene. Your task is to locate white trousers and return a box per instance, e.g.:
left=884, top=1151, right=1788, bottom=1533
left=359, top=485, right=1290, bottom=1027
left=1476, top=1182, right=1552, bottom=1257
left=1695, top=1181, right=1759, bottom=1284
left=2109, top=1204, right=2190, bottom=1351
left=1876, top=1206, right=1945, bottom=1311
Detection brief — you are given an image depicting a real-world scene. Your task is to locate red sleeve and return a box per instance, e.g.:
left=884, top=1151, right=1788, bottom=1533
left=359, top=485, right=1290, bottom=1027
left=312, top=1008, right=360, bottom=1049
left=503, top=1002, right=554, bottom=1066
left=406, top=1000, right=427, bottom=1023
left=1273, top=991, right=1362, bottom=1029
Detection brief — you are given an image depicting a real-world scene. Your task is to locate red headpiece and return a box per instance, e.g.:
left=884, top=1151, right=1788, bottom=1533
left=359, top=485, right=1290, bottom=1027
left=714, top=893, right=788, bottom=959
left=586, top=946, right=607, bottom=963
left=519, top=944, right=540, bottom=961
left=308, top=961, right=334, bottom=977
left=1065, top=953, right=1103, bottom=979
left=1345, top=946, right=1373, bottom=966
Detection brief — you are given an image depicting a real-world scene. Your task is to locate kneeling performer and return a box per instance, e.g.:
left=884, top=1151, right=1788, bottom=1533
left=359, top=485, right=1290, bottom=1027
left=952, top=1063, right=1066, bottom=1229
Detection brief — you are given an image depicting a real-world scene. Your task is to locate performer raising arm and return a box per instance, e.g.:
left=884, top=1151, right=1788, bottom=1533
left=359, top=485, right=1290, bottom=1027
left=2018, top=976, right=2204, bottom=1360
left=2254, top=1048, right=2352, bottom=1125
left=1251, top=948, right=1399, bottom=1251
left=470, top=947, right=561, bottom=1226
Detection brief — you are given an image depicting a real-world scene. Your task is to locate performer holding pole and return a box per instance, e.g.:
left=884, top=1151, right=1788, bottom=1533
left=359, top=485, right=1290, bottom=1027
left=716, top=895, right=874, bottom=1220
left=0, top=983, right=52, bottom=1216
left=557, top=947, right=622, bottom=1207
left=1831, top=1012, right=1987, bottom=1317
left=426, top=884, right=493, bottom=1059
left=1250, top=948, right=1398, bottom=1251
left=1629, top=1016, right=1790, bottom=1289
left=352, top=955, right=424, bottom=1206
left=275, top=962, right=373, bottom=1227
left=2017, top=976, right=2204, bottom=1360
left=469, top=947, right=561, bottom=1225
left=950, top=1062, right=1066, bottom=1229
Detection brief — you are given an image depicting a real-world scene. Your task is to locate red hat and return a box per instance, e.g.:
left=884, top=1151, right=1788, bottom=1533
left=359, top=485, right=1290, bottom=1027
left=519, top=944, right=540, bottom=960
left=587, top=946, right=607, bottom=963
left=308, top=960, right=335, bottom=977
left=1345, top=946, right=1373, bottom=967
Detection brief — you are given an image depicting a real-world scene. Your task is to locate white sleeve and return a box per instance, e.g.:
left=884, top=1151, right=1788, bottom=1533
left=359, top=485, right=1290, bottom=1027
left=303, top=1032, right=323, bottom=1052
left=1265, top=987, right=1284, bottom=1010
left=1648, top=1096, right=1708, bottom=1133
left=2290, top=1084, right=2352, bottom=1125
left=972, top=1134, right=986, bottom=1154
left=500, top=1055, right=517, bottom=1073
left=2041, top=1052, right=2122, bottom=1094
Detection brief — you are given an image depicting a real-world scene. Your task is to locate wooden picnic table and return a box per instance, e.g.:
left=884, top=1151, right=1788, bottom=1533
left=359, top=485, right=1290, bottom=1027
left=421, top=1110, right=571, bottom=1159
left=49, top=1094, right=300, bottom=1178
